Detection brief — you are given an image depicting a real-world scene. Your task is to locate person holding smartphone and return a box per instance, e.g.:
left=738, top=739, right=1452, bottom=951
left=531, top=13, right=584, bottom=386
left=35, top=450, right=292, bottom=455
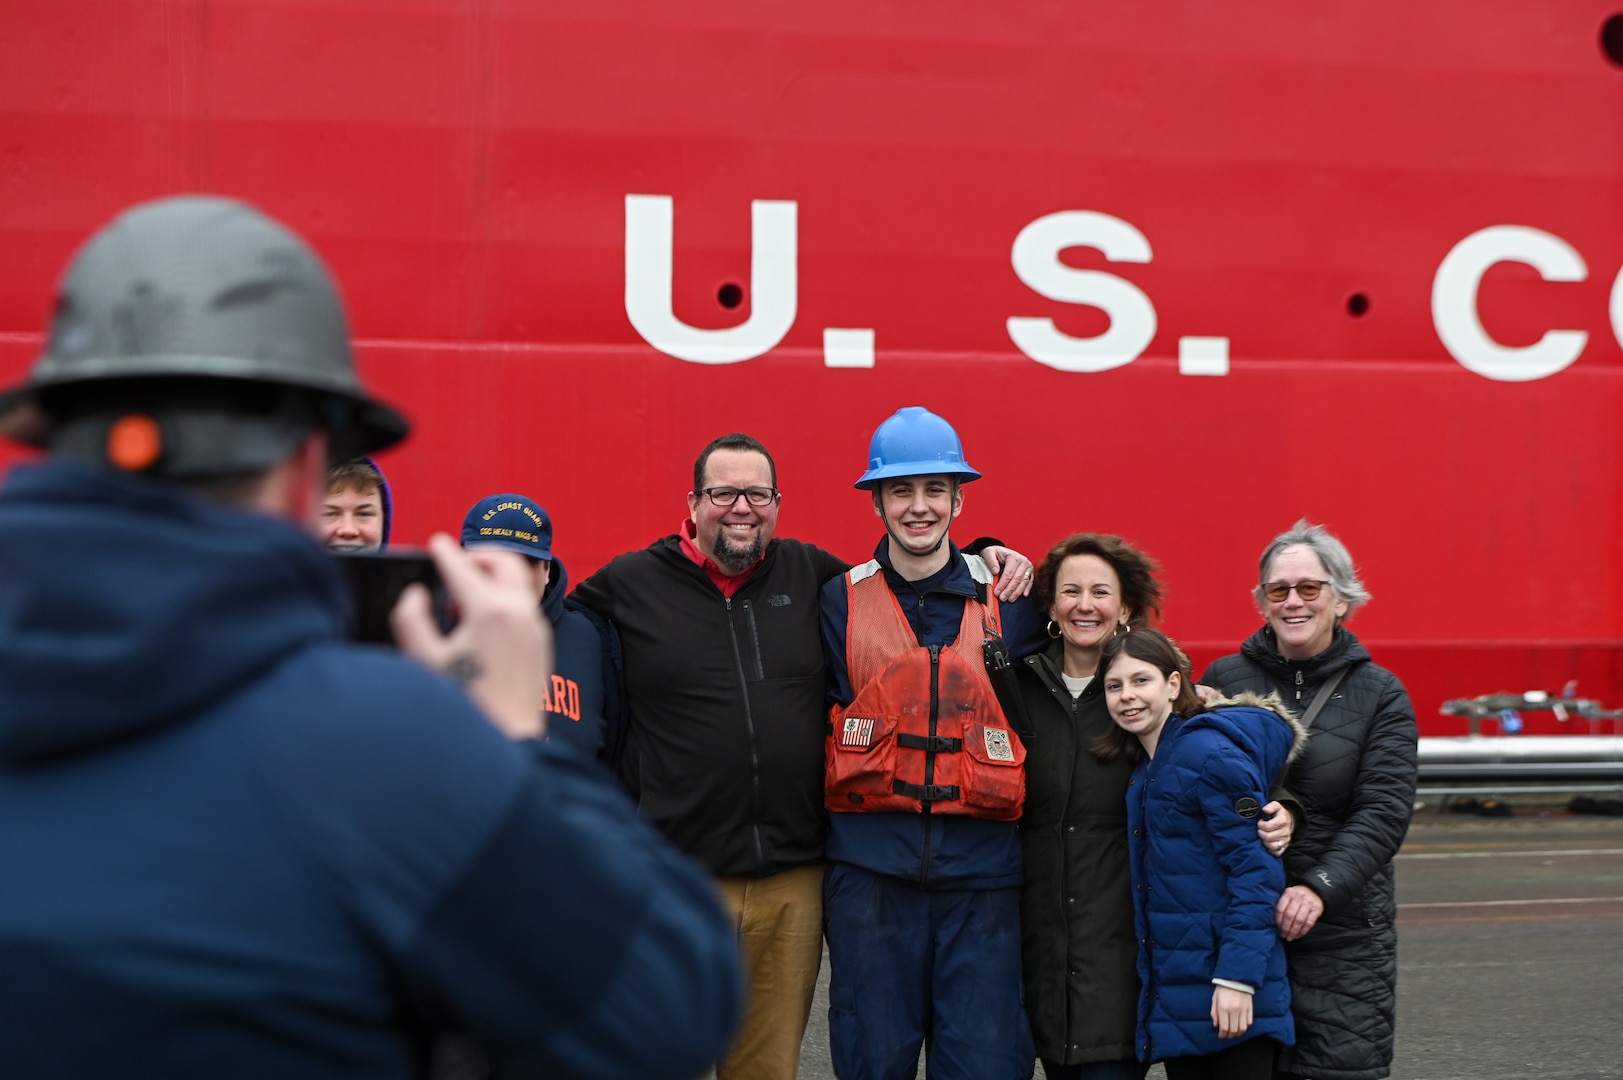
left=0, top=196, right=740, bottom=1080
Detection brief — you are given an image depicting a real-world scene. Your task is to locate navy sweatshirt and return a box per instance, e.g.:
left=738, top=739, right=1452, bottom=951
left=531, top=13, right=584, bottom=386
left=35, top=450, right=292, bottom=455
left=541, top=555, right=627, bottom=766
left=0, top=460, right=739, bottom=1080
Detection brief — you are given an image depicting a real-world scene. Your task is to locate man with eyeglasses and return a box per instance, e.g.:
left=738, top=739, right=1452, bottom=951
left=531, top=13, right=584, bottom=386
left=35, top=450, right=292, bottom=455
left=572, top=432, right=1033, bottom=1080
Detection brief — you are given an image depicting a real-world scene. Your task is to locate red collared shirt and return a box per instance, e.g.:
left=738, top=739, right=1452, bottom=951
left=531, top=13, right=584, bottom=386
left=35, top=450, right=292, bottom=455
left=678, top=519, right=762, bottom=597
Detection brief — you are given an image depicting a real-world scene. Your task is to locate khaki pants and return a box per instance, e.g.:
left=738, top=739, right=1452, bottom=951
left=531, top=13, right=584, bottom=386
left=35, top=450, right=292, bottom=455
left=710, top=864, right=825, bottom=1080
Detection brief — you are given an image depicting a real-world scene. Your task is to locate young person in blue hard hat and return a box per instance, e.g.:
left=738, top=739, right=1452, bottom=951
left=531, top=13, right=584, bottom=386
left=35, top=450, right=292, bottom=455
left=819, top=406, right=1041, bottom=1080
left=462, top=493, right=626, bottom=767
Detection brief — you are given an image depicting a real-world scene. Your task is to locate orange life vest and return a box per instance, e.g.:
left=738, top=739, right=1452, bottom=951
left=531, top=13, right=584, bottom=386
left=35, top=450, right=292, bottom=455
left=825, top=556, right=1026, bottom=820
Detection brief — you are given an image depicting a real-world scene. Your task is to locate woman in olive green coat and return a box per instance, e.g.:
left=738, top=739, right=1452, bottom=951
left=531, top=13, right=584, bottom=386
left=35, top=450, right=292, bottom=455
left=1017, top=534, right=1161, bottom=1080
left=1017, top=534, right=1293, bottom=1080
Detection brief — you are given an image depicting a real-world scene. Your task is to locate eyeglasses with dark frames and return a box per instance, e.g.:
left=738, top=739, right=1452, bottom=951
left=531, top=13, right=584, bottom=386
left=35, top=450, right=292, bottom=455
left=1262, top=579, right=1330, bottom=603
left=699, top=486, right=779, bottom=508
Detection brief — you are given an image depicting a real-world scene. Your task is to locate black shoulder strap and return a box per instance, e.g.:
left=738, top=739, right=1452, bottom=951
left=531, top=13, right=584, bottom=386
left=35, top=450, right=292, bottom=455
left=1300, top=666, right=1350, bottom=730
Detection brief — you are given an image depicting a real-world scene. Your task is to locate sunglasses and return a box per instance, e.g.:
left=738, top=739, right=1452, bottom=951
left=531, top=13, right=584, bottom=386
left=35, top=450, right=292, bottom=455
left=1263, top=579, right=1330, bottom=603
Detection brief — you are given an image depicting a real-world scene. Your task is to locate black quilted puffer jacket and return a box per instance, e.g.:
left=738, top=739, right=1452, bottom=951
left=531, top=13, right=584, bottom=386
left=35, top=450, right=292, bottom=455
left=1200, top=625, right=1418, bottom=1080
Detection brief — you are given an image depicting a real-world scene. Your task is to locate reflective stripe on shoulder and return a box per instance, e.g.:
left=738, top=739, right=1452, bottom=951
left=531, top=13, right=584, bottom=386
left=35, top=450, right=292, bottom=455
left=963, top=553, right=993, bottom=584
left=849, top=559, right=883, bottom=585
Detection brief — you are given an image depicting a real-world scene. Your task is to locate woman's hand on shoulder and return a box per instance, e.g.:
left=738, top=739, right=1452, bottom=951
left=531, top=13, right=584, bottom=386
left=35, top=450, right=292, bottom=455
left=980, top=545, right=1035, bottom=601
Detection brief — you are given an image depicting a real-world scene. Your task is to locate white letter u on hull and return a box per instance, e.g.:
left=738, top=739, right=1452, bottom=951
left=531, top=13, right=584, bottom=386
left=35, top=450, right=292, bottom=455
left=624, top=195, right=798, bottom=364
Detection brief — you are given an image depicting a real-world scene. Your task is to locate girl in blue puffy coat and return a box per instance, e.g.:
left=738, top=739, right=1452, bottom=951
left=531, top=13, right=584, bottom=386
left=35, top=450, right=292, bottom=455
left=1096, top=629, right=1306, bottom=1080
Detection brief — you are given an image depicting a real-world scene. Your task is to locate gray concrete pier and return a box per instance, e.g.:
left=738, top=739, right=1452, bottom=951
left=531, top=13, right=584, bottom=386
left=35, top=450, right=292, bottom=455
left=794, top=812, right=1623, bottom=1080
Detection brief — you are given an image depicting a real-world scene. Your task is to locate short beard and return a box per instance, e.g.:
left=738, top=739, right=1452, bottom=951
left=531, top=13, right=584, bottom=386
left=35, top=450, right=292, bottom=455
left=712, top=530, right=765, bottom=573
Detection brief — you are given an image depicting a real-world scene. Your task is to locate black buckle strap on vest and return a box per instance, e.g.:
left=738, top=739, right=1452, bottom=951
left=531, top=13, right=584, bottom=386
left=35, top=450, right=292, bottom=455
left=893, top=780, right=961, bottom=803
left=897, top=733, right=963, bottom=753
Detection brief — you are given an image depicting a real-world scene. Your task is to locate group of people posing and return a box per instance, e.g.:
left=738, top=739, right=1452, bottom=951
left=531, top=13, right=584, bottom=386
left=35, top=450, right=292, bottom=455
left=348, top=403, right=1419, bottom=1080
left=1019, top=528, right=1417, bottom=1080
left=0, top=198, right=1421, bottom=1080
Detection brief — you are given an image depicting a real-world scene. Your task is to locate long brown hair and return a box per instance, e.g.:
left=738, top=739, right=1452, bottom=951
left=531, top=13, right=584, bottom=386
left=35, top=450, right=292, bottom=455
left=1090, top=628, right=1204, bottom=764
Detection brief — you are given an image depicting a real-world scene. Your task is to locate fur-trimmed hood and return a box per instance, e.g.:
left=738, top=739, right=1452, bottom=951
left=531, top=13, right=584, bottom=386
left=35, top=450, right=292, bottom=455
left=1177, top=690, right=1309, bottom=789
left=1201, top=689, right=1311, bottom=767
left=1127, top=691, right=1302, bottom=1059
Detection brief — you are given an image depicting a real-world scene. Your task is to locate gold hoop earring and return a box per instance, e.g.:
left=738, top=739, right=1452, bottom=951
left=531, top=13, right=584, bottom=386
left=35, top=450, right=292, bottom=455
left=1045, top=620, right=1063, bottom=639
left=1115, top=622, right=1130, bottom=635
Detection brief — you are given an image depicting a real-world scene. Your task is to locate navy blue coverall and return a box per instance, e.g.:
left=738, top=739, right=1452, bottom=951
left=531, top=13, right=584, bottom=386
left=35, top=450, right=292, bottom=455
left=820, top=539, right=1038, bottom=1080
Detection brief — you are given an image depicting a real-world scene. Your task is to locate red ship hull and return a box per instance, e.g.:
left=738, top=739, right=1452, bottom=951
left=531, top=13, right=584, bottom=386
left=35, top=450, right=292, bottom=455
left=5, top=1, right=1623, bottom=734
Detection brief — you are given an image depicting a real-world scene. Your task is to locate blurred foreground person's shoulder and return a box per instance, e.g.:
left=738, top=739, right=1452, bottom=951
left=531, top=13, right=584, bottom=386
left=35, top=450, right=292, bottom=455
left=0, top=195, right=739, bottom=1080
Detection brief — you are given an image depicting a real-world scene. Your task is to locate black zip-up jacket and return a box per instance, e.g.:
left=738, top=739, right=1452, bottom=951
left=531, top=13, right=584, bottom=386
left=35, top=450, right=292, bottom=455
left=573, top=536, right=849, bottom=878
left=1200, top=625, right=1418, bottom=1080
left=1016, top=641, right=1139, bottom=1068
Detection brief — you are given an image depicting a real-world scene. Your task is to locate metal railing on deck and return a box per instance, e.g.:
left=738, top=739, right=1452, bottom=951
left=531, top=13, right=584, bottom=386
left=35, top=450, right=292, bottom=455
left=1418, top=736, right=1623, bottom=781
left=1418, top=689, right=1623, bottom=805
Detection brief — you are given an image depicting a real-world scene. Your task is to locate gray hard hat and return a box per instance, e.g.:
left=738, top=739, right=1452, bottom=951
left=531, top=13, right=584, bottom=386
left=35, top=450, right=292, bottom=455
left=0, top=195, right=408, bottom=476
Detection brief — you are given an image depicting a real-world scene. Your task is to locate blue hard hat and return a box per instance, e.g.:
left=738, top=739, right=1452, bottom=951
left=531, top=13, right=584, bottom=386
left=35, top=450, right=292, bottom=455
left=854, top=406, right=982, bottom=490
left=461, top=493, right=553, bottom=560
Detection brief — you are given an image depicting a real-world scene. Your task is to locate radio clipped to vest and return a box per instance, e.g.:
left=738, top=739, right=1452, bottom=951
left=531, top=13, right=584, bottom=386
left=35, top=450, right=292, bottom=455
left=982, top=633, right=1036, bottom=741
left=825, top=558, right=1026, bottom=820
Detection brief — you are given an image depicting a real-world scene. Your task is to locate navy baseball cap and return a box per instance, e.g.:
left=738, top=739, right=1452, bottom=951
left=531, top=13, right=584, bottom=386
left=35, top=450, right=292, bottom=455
left=461, top=493, right=553, bottom=560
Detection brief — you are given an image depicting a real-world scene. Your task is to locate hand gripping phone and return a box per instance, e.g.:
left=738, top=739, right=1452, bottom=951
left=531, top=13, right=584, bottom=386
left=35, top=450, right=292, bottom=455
left=335, top=550, right=452, bottom=645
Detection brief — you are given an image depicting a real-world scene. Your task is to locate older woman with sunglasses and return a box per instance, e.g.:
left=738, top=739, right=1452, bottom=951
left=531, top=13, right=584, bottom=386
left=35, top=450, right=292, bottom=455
left=1199, top=521, right=1418, bottom=1080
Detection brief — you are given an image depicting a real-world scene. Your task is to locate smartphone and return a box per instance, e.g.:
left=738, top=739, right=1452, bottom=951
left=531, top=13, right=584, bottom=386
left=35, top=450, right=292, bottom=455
left=336, top=550, right=452, bottom=645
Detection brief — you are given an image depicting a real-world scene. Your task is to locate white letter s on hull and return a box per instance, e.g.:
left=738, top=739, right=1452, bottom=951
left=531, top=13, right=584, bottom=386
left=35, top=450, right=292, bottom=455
left=1007, top=211, right=1157, bottom=372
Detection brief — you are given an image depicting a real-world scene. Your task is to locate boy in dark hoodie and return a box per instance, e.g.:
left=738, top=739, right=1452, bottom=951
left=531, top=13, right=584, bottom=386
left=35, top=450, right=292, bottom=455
left=320, top=456, right=393, bottom=552
left=462, top=493, right=626, bottom=767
